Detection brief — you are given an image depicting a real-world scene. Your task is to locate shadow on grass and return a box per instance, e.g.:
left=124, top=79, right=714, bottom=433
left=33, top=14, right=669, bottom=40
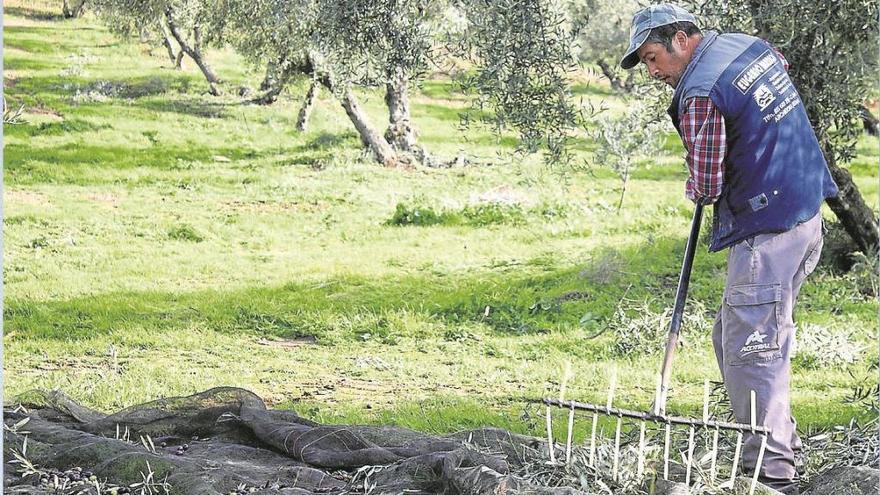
left=5, top=233, right=709, bottom=344
left=5, top=6, right=65, bottom=21
left=4, top=142, right=263, bottom=185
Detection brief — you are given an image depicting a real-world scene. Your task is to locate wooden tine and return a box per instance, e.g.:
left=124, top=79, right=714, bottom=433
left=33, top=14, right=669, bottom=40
left=613, top=416, right=622, bottom=482
left=607, top=367, right=617, bottom=410
left=545, top=406, right=556, bottom=464
left=749, top=391, right=767, bottom=495
left=685, top=425, right=695, bottom=486
left=663, top=423, right=671, bottom=480
left=560, top=362, right=573, bottom=465
left=750, top=435, right=768, bottom=495
left=637, top=421, right=646, bottom=477
left=654, top=373, right=663, bottom=416
left=702, top=379, right=710, bottom=423
left=710, top=427, right=720, bottom=483
left=566, top=404, right=575, bottom=465
left=750, top=390, right=757, bottom=433
left=729, top=431, right=743, bottom=487
left=589, top=412, right=598, bottom=467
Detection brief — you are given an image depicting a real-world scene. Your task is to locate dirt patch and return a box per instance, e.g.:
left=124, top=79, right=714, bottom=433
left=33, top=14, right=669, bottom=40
left=5, top=189, right=49, bottom=206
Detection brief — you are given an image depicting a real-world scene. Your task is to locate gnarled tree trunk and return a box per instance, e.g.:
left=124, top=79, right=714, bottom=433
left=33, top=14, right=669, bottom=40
left=340, top=87, right=398, bottom=167
left=296, top=80, right=320, bottom=132
left=384, top=69, right=417, bottom=151
left=165, top=8, right=221, bottom=96
left=823, top=142, right=880, bottom=254
left=160, top=21, right=181, bottom=68
left=62, top=0, right=86, bottom=18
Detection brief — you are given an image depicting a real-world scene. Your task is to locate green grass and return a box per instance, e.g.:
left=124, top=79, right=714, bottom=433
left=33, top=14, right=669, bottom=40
left=4, top=0, right=878, bottom=440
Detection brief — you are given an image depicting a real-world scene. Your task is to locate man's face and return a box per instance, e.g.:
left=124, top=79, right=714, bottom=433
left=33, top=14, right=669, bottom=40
left=636, top=33, right=691, bottom=88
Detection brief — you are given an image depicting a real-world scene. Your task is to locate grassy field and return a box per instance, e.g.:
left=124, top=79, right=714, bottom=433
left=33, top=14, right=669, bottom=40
left=4, top=1, right=878, bottom=443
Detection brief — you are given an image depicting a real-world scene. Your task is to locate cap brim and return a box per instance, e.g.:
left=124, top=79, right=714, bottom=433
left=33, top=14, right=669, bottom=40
left=620, top=29, right=650, bottom=69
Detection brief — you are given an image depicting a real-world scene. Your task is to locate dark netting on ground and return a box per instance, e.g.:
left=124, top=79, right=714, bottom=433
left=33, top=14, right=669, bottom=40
left=4, top=387, right=878, bottom=495
left=3, top=387, right=586, bottom=495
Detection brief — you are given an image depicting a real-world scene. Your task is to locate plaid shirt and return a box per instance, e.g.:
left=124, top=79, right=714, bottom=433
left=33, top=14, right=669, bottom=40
left=680, top=47, right=789, bottom=204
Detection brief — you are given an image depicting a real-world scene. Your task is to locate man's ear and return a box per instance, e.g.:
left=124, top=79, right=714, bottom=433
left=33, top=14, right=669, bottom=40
left=674, top=31, right=689, bottom=50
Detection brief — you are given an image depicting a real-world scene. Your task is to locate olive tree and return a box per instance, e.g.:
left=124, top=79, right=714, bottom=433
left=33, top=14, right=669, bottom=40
left=570, top=0, right=641, bottom=93
left=685, top=0, right=879, bottom=254
left=451, top=0, right=586, bottom=163
left=92, top=0, right=223, bottom=95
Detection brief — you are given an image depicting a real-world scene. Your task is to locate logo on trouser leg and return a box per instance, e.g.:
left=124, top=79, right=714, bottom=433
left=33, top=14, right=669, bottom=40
left=740, top=330, right=774, bottom=355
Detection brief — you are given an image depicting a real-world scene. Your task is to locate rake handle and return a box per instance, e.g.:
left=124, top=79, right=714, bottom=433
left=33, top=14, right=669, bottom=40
left=658, top=203, right=704, bottom=416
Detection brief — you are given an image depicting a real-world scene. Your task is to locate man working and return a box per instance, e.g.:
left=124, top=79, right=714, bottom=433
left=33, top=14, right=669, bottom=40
left=619, top=4, right=838, bottom=495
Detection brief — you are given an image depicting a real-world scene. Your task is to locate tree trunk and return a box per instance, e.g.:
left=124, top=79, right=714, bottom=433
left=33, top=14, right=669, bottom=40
left=383, top=69, right=417, bottom=151
left=316, top=74, right=397, bottom=166
left=340, top=87, right=398, bottom=166
left=159, top=21, right=180, bottom=67
left=175, top=50, right=185, bottom=69
left=597, top=59, right=633, bottom=93
left=165, top=8, right=221, bottom=96
left=62, top=0, right=85, bottom=18
left=860, top=104, right=879, bottom=136
left=823, top=142, right=880, bottom=254
left=252, top=57, right=294, bottom=105
left=296, top=80, right=320, bottom=131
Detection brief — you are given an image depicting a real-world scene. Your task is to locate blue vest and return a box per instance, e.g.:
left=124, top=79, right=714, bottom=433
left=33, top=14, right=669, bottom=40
left=668, top=32, right=838, bottom=252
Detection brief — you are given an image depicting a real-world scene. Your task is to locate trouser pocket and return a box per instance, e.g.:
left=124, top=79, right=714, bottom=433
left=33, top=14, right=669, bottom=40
left=723, top=283, right=782, bottom=366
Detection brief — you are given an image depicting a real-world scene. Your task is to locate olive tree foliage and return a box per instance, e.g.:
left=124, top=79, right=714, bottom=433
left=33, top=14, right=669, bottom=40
left=91, top=0, right=223, bottom=95
left=685, top=0, right=879, bottom=254
left=591, top=88, right=667, bottom=210
left=207, top=0, right=317, bottom=106
left=569, top=0, right=641, bottom=93
left=451, top=0, right=587, bottom=163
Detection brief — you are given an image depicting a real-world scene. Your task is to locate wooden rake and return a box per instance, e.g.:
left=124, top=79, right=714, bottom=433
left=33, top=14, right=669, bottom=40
left=542, top=204, right=772, bottom=494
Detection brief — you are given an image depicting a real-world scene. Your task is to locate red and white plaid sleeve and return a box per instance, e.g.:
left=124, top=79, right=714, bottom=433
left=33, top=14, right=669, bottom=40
left=680, top=96, right=726, bottom=204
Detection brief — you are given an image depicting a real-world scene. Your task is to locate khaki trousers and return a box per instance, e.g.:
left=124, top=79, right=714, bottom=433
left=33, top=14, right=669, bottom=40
left=712, top=212, right=823, bottom=491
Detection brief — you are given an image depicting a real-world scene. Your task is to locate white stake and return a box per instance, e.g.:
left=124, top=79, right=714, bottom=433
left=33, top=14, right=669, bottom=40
left=663, top=423, right=671, bottom=480
left=710, top=427, right=720, bottom=483
left=565, top=405, right=575, bottom=465
left=637, top=421, right=646, bottom=477
left=702, top=379, right=711, bottom=423
left=685, top=426, right=695, bottom=486
left=749, top=435, right=768, bottom=495
left=729, top=431, right=743, bottom=486
left=613, top=416, right=622, bottom=481
left=545, top=406, right=556, bottom=464
left=589, top=412, right=598, bottom=467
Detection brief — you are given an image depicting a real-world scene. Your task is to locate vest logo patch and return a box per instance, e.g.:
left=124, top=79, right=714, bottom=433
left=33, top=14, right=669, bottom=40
left=733, top=50, right=778, bottom=94
left=753, top=84, right=776, bottom=111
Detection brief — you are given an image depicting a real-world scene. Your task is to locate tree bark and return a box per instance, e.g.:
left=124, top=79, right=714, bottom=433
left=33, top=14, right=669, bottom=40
left=340, top=87, right=398, bottom=167
left=252, top=57, right=294, bottom=105
left=384, top=69, right=417, bottom=151
left=62, top=0, right=86, bottom=18
left=296, top=80, right=320, bottom=131
left=823, top=142, right=880, bottom=254
left=165, top=8, right=221, bottom=96
left=860, top=104, right=879, bottom=136
left=159, top=21, right=180, bottom=67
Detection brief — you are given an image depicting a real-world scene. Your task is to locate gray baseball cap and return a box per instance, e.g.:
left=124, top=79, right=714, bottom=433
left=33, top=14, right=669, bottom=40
left=619, top=3, right=697, bottom=69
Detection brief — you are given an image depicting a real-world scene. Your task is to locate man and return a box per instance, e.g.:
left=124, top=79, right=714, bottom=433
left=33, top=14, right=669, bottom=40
left=619, top=4, right=838, bottom=495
